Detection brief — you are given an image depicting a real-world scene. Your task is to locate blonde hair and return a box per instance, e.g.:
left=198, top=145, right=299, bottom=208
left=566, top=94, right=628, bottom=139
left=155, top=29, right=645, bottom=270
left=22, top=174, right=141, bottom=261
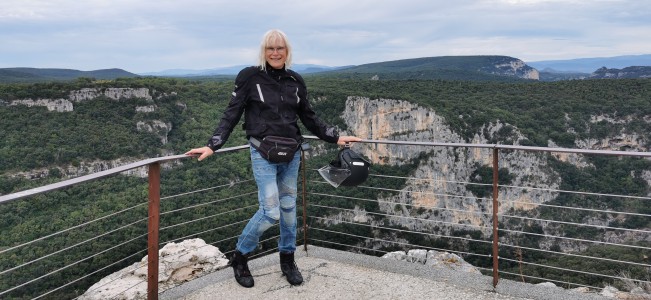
left=257, top=29, right=293, bottom=71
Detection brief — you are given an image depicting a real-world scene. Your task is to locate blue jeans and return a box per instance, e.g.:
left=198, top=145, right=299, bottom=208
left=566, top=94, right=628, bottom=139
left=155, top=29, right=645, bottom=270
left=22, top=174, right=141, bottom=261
left=236, top=145, right=301, bottom=255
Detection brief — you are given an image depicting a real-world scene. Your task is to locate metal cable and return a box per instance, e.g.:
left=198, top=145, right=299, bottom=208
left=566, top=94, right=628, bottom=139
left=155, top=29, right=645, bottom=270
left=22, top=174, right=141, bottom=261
left=367, top=172, right=651, bottom=202
left=498, top=214, right=651, bottom=234
left=0, top=201, right=147, bottom=256
left=498, top=183, right=651, bottom=202
left=159, top=204, right=258, bottom=231
left=367, top=173, right=493, bottom=188
left=160, top=191, right=257, bottom=215
left=0, top=233, right=147, bottom=297
left=500, top=199, right=651, bottom=217
left=160, top=179, right=254, bottom=201
left=159, top=219, right=250, bottom=246
left=0, top=217, right=148, bottom=276
left=208, top=224, right=280, bottom=252
left=310, top=238, right=387, bottom=254
left=220, top=234, right=281, bottom=257
left=498, top=243, right=651, bottom=268
left=500, top=257, right=651, bottom=284
left=499, top=228, right=651, bottom=251
left=314, top=173, right=649, bottom=218
left=310, top=180, right=492, bottom=204
left=309, top=238, right=484, bottom=260
left=309, top=215, right=492, bottom=245
left=309, top=192, right=493, bottom=217
left=310, top=204, right=492, bottom=231
left=310, top=227, right=491, bottom=258
left=44, top=248, right=148, bottom=300
left=498, top=270, right=602, bottom=290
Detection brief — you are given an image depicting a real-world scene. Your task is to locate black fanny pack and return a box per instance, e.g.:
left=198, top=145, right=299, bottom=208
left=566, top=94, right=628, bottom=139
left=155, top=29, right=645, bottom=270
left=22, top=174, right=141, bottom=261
left=249, top=136, right=300, bottom=163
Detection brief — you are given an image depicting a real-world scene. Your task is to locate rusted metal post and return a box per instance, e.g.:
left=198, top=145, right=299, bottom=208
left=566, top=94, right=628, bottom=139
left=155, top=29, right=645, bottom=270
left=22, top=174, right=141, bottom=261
left=147, top=162, right=161, bottom=300
left=491, top=148, right=500, bottom=288
left=301, top=150, right=308, bottom=252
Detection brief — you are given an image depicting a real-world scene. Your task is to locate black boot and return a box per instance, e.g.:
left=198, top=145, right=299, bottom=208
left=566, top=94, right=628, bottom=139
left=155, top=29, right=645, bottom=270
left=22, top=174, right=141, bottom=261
left=280, top=252, right=303, bottom=285
left=229, top=250, right=254, bottom=288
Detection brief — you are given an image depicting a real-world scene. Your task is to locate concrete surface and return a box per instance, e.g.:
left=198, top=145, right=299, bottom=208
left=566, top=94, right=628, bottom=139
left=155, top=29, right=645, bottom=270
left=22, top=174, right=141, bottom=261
left=160, top=245, right=608, bottom=300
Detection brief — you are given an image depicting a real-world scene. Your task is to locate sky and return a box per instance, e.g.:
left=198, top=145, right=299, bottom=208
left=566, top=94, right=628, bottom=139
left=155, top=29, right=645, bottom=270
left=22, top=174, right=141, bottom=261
left=1, top=0, right=650, bottom=73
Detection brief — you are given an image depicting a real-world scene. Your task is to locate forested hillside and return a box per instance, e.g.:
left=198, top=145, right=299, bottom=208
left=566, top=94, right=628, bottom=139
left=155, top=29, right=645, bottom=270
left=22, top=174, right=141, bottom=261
left=0, top=68, right=138, bottom=83
left=1, top=75, right=650, bottom=298
left=316, top=55, right=539, bottom=81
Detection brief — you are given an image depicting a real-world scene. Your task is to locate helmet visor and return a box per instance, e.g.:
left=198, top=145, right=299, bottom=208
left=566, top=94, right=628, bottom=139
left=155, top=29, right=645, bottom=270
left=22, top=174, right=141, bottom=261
left=318, top=165, right=351, bottom=188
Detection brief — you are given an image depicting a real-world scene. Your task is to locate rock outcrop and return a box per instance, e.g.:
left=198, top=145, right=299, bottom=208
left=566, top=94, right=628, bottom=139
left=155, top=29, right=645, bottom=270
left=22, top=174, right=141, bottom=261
left=79, top=238, right=228, bottom=300
left=70, top=88, right=153, bottom=102
left=492, top=59, right=540, bottom=80
left=383, top=249, right=480, bottom=274
left=341, top=96, right=559, bottom=235
left=9, top=98, right=73, bottom=112
left=8, top=87, right=154, bottom=112
left=335, top=95, right=650, bottom=254
left=136, top=120, right=172, bottom=145
left=590, top=66, right=651, bottom=79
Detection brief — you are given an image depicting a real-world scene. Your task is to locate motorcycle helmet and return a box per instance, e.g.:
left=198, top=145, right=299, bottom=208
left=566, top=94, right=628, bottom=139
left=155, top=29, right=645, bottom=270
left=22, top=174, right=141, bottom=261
left=318, top=146, right=371, bottom=187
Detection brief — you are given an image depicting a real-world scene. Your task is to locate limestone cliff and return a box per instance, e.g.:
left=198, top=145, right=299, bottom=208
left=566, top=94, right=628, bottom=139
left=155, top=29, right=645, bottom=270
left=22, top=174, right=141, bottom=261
left=136, top=120, right=172, bottom=145
left=589, top=66, right=651, bottom=79
left=333, top=96, right=649, bottom=253
left=69, top=87, right=153, bottom=102
left=9, top=98, right=73, bottom=112
left=491, top=59, right=540, bottom=80
left=339, top=96, right=560, bottom=235
left=8, top=87, right=156, bottom=112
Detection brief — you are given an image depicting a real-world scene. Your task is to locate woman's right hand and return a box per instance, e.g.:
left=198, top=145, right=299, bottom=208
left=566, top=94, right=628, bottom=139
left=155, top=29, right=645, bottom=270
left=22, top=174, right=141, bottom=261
left=185, top=146, right=214, bottom=161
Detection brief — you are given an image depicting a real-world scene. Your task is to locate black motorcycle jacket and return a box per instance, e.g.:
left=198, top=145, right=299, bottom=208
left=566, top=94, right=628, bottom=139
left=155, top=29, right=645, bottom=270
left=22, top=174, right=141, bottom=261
left=206, top=65, right=340, bottom=151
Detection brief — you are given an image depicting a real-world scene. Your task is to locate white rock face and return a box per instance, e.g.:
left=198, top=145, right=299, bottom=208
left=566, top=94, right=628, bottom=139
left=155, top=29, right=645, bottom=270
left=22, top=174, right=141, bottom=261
left=9, top=98, right=73, bottom=112
left=547, top=140, right=592, bottom=169
left=79, top=238, right=228, bottom=300
left=383, top=249, right=481, bottom=274
left=493, top=59, right=540, bottom=80
left=136, top=120, right=172, bottom=144
left=342, top=97, right=560, bottom=235
left=69, top=88, right=152, bottom=102
left=575, top=133, right=647, bottom=152
left=8, top=87, right=154, bottom=113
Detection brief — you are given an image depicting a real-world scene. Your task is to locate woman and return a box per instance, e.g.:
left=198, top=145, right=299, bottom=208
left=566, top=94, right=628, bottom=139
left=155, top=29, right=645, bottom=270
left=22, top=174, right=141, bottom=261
left=185, top=29, right=361, bottom=288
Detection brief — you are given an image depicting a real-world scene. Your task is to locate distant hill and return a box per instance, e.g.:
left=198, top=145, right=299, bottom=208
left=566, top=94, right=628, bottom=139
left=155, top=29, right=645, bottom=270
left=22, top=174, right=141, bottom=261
left=319, top=56, right=539, bottom=81
left=527, top=54, right=651, bottom=73
left=589, top=66, right=651, bottom=79
left=0, top=68, right=138, bottom=83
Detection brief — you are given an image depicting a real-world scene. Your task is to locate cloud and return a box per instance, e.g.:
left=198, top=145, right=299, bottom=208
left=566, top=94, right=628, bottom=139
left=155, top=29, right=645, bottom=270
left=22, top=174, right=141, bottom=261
left=0, top=0, right=649, bottom=72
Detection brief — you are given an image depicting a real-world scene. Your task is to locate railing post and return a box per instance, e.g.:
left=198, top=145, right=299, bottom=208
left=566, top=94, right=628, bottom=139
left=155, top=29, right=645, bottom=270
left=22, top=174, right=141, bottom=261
left=301, top=150, right=309, bottom=252
left=147, top=162, right=160, bottom=300
left=491, top=148, right=500, bottom=288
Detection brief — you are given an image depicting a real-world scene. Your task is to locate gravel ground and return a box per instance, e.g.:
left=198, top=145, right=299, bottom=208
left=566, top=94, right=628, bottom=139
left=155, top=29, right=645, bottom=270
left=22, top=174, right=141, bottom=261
left=160, top=245, right=609, bottom=300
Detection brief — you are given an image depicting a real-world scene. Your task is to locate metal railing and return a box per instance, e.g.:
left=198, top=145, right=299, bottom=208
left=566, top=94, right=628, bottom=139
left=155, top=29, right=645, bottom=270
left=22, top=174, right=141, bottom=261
left=1, top=138, right=650, bottom=299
